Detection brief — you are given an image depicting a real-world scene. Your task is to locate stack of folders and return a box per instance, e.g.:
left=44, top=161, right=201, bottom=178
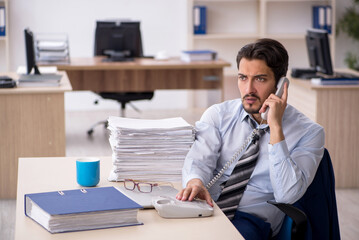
left=311, top=78, right=359, bottom=85
left=17, top=73, right=62, bottom=87
left=311, top=73, right=359, bottom=85
left=181, top=50, right=217, bottom=62
left=107, top=116, right=195, bottom=182
left=17, top=66, right=62, bottom=87
left=35, top=33, right=70, bottom=63
left=24, top=187, right=143, bottom=233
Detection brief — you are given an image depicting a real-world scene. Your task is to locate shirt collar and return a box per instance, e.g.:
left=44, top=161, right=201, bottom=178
left=240, top=108, right=250, bottom=123
left=240, top=108, right=269, bottom=130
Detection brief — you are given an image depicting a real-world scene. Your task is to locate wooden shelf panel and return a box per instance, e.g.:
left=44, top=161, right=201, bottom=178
left=188, top=0, right=335, bottom=72
left=194, top=0, right=255, bottom=3
left=193, top=33, right=259, bottom=40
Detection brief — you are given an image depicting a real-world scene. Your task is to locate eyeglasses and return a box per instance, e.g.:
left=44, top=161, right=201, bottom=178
left=124, top=179, right=159, bottom=193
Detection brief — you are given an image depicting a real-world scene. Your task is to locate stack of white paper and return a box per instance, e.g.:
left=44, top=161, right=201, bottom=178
left=107, top=116, right=195, bottom=182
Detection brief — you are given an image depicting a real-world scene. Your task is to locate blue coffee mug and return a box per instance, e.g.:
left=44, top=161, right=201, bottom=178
left=76, top=158, right=100, bottom=187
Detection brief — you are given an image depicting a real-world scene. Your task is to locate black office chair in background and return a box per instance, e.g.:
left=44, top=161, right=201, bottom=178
left=87, top=20, right=154, bottom=136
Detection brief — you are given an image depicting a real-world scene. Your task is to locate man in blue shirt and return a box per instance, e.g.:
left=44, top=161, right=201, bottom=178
left=176, top=38, right=324, bottom=239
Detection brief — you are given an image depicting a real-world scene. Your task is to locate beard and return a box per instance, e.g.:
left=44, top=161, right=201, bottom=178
left=244, top=105, right=261, bottom=114
left=242, top=94, right=262, bottom=114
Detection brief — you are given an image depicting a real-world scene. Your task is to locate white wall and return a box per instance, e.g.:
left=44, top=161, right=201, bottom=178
left=8, top=0, right=192, bottom=111
left=9, top=0, right=188, bottom=66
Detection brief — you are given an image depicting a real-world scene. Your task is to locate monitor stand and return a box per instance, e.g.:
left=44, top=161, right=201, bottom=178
left=102, top=50, right=133, bottom=62
left=103, top=56, right=134, bottom=62
left=33, top=65, right=41, bottom=75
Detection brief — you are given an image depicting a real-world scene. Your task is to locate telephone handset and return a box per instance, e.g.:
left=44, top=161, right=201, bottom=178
left=261, top=77, right=290, bottom=120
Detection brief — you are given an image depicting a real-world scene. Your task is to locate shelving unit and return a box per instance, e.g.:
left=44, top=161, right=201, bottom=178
left=187, top=0, right=336, bottom=75
left=0, top=0, right=9, bottom=72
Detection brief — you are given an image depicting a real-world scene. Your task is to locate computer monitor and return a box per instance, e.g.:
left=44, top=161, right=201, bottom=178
left=24, top=28, right=41, bottom=75
left=94, top=20, right=143, bottom=61
left=306, top=28, right=333, bottom=76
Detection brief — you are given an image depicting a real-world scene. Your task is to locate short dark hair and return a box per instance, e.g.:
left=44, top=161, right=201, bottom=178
left=236, top=38, right=288, bottom=83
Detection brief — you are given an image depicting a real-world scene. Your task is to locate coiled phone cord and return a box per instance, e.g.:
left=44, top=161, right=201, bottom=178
left=205, top=128, right=260, bottom=190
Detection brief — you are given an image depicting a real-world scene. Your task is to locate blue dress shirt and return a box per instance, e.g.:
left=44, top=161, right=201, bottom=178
left=182, top=99, right=325, bottom=235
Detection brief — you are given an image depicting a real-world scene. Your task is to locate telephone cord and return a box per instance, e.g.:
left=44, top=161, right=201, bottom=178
left=205, top=128, right=260, bottom=190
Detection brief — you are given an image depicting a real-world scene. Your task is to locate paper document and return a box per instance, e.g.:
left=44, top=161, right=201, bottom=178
left=107, top=116, right=195, bottom=182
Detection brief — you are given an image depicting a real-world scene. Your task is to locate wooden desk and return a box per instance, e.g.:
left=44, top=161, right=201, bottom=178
left=288, top=71, right=359, bottom=188
left=50, top=57, right=230, bottom=92
left=14, top=156, right=243, bottom=240
left=0, top=72, right=72, bottom=199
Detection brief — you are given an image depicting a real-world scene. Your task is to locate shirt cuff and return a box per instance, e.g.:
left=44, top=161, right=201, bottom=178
left=268, top=140, right=290, bottom=164
left=183, top=174, right=206, bottom=188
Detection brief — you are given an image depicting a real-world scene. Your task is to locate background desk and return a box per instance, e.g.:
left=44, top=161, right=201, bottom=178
left=14, top=156, right=243, bottom=240
left=50, top=57, right=231, bottom=93
left=0, top=72, right=72, bottom=199
left=288, top=74, right=359, bottom=188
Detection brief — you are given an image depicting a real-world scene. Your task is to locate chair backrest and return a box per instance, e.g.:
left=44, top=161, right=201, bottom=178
left=290, top=148, right=341, bottom=239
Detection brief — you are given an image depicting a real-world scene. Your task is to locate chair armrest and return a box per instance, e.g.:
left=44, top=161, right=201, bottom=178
left=267, top=200, right=307, bottom=240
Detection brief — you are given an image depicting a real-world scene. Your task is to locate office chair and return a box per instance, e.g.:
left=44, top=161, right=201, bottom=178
left=268, top=148, right=341, bottom=240
left=87, top=20, right=154, bottom=136
left=87, top=92, right=154, bottom=136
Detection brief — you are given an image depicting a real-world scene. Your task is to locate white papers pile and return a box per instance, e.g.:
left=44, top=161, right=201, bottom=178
left=107, top=116, right=195, bottom=182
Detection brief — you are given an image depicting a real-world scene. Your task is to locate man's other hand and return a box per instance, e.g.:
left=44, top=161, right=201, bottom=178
left=176, top=178, right=213, bottom=207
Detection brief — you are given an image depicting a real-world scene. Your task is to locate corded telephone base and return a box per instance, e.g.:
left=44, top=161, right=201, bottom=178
left=152, top=196, right=213, bottom=218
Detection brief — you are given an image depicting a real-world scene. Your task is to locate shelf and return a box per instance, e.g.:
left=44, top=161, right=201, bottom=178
left=264, top=0, right=330, bottom=2
left=264, top=32, right=335, bottom=40
left=193, top=33, right=320, bottom=40
left=187, top=0, right=336, bottom=76
left=193, top=33, right=259, bottom=40
left=194, top=0, right=255, bottom=2
left=263, top=33, right=306, bottom=40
